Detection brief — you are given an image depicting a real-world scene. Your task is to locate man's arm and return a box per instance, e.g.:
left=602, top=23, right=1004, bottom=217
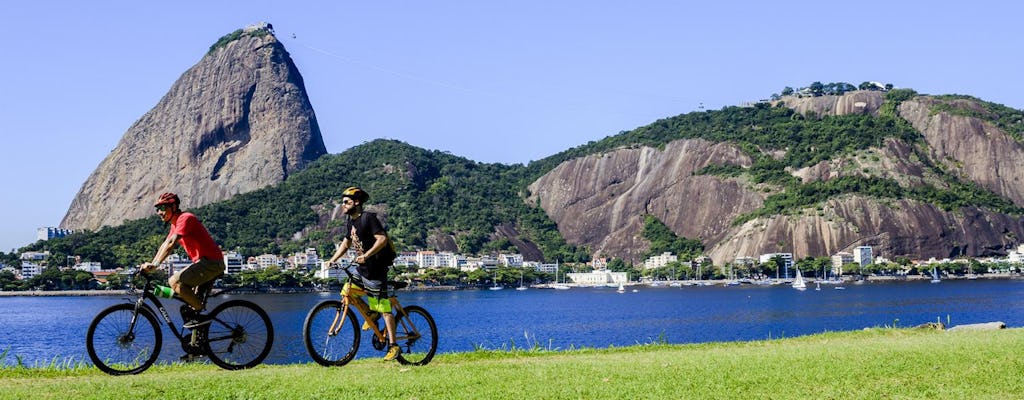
left=142, top=233, right=179, bottom=272
left=326, top=237, right=351, bottom=266
left=355, top=232, right=388, bottom=264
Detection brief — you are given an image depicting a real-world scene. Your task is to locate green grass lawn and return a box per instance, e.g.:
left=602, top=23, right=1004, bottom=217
left=3, top=328, right=1022, bottom=399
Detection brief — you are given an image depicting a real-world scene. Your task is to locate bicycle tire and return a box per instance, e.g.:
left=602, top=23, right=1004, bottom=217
left=86, top=303, right=162, bottom=375
left=394, top=305, right=438, bottom=366
left=303, top=300, right=360, bottom=366
left=203, top=299, right=274, bottom=370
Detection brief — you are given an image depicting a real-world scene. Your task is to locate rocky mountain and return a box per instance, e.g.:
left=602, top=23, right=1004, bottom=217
left=528, top=91, right=1024, bottom=264
left=61, top=23, right=327, bottom=231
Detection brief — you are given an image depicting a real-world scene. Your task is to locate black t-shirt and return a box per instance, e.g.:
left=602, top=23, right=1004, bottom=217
left=344, top=212, right=391, bottom=281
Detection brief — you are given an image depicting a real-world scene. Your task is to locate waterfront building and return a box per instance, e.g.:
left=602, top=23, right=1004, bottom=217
left=734, top=256, right=756, bottom=267
left=73, top=261, right=103, bottom=273
left=1007, top=245, right=1024, bottom=264
left=20, top=262, right=43, bottom=280
left=498, top=253, right=523, bottom=267
left=255, top=254, right=283, bottom=269
left=759, top=252, right=794, bottom=277
left=163, top=254, right=192, bottom=276
left=535, top=262, right=559, bottom=274
left=567, top=269, right=628, bottom=285
left=224, top=251, right=245, bottom=274
left=644, top=252, right=678, bottom=269
left=291, top=248, right=320, bottom=271
left=854, top=246, right=873, bottom=267
left=832, top=252, right=854, bottom=271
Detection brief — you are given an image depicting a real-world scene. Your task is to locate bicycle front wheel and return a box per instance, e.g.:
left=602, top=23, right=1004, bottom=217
left=203, top=299, right=274, bottom=370
left=303, top=300, right=360, bottom=366
left=86, top=303, right=162, bottom=375
left=395, top=305, right=438, bottom=366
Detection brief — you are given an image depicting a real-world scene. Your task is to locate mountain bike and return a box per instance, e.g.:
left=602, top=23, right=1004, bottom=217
left=85, top=271, right=274, bottom=375
left=303, top=263, right=437, bottom=366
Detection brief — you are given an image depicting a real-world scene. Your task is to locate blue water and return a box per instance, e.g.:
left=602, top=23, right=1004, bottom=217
left=2, top=279, right=1023, bottom=367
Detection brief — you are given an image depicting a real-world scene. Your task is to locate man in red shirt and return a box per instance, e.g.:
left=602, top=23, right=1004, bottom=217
left=141, top=192, right=225, bottom=328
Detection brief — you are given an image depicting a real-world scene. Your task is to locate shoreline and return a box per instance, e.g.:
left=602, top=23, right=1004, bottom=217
left=1, top=273, right=1021, bottom=297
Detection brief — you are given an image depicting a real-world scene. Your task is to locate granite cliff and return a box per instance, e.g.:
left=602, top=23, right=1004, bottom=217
left=61, top=24, right=327, bottom=231
left=529, top=91, right=1024, bottom=264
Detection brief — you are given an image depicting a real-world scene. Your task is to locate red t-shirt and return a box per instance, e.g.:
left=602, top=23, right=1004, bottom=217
left=169, top=212, right=223, bottom=262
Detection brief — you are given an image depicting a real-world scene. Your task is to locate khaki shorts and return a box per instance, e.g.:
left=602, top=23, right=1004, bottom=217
left=173, top=258, right=226, bottom=288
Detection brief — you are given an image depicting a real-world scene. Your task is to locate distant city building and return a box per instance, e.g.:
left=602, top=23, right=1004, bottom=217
left=20, top=262, right=44, bottom=280
left=163, top=254, right=192, bottom=276
left=256, top=254, right=283, bottom=269
left=1007, top=245, right=1024, bottom=264
left=567, top=269, right=628, bottom=285
left=291, top=248, right=320, bottom=271
left=734, top=256, right=756, bottom=267
left=644, top=252, right=678, bottom=269
left=224, top=251, right=245, bottom=274
left=37, top=227, right=73, bottom=242
left=535, top=263, right=559, bottom=274
left=831, top=252, right=854, bottom=270
left=759, top=253, right=794, bottom=278
left=498, top=253, right=523, bottom=267
left=854, top=246, right=873, bottom=267
left=73, top=261, right=103, bottom=273
left=20, top=251, right=48, bottom=262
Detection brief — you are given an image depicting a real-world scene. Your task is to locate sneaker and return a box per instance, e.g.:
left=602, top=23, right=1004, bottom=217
left=362, top=311, right=380, bottom=331
left=181, top=306, right=211, bottom=329
left=384, top=344, right=401, bottom=361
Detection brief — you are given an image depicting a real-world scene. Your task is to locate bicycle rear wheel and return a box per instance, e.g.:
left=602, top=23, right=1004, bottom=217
left=394, top=305, right=437, bottom=366
left=203, top=299, right=273, bottom=370
left=86, top=303, right=162, bottom=375
left=303, top=300, right=360, bottom=366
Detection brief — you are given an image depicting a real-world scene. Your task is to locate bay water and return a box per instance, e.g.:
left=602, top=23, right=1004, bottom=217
left=1, top=279, right=1022, bottom=367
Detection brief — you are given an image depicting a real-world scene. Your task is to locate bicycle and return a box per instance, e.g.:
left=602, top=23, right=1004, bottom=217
left=303, top=262, right=437, bottom=366
left=85, top=271, right=274, bottom=375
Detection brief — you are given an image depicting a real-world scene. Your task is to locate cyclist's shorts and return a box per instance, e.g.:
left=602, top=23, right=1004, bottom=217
left=367, top=294, right=391, bottom=313
left=175, top=258, right=225, bottom=287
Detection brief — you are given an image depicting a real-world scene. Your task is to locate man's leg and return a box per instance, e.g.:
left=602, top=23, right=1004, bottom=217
left=173, top=258, right=225, bottom=311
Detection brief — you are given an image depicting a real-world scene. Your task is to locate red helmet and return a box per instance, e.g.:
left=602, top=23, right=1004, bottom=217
left=155, top=192, right=180, bottom=207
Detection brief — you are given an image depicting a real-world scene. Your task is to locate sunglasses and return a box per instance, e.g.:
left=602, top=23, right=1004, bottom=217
left=341, top=199, right=355, bottom=205
left=155, top=205, right=171, bottom=211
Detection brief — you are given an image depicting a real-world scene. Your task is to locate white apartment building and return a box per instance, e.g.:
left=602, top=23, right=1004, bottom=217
left=644, top=252, right=678, bottom=269
left=498, top=253, right=523, bottom=267
left=1007, top=244, right=1024, bottom=264
left=37, top=227, right=72, bottom=241
left=164, top=254, right=192, bottom=276
left=73, top=262, right=103, bottom=273
left=854, top=246, right=873, bottom=267
left=832, top=252, right=854, bottom=270
left=567, top=269, right=628, bottom=285
left=224, top=251, right=245, bottom=274
left=291, top=248, right=320, bottom=271
left=256, top=254, right=283, bottom=269
left=20, top=262, right=43, bottom=280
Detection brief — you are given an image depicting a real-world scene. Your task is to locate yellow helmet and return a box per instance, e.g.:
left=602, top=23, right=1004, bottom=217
left=342, top=186, right=369, bottom=203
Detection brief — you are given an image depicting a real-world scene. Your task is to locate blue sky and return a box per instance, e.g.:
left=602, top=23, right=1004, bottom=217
left=2, top=1, right=1023, bottom=253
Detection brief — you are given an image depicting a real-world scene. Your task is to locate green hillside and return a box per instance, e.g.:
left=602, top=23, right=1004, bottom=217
left=20, top=86, right=1024, bottom=269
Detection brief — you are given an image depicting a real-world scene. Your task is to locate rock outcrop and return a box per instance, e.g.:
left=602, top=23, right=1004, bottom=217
left=62, top=23, right=327, bottom=231
left=529, top=91, right=1024, bottom=264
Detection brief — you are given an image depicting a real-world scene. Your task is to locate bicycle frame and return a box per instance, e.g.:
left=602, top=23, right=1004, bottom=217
left=335, top=266, right=423, bottom=347
left=128, top=273, right=238, bottom=349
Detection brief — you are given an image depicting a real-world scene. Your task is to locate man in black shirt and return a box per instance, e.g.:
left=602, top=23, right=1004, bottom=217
left=325, top=186, right=400, bottom=360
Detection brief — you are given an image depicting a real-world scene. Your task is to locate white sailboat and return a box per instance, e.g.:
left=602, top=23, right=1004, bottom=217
left=616, top=283, right=626, bottom=293
left=792, top=269, right=807, bottom=290
left=552, top=263, right=570, bottom=290
left=516, top=269, right=528, bottom=291
left=489, top=272, right=503, bottom=290
left=930, top=267, right=941, bottom=283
